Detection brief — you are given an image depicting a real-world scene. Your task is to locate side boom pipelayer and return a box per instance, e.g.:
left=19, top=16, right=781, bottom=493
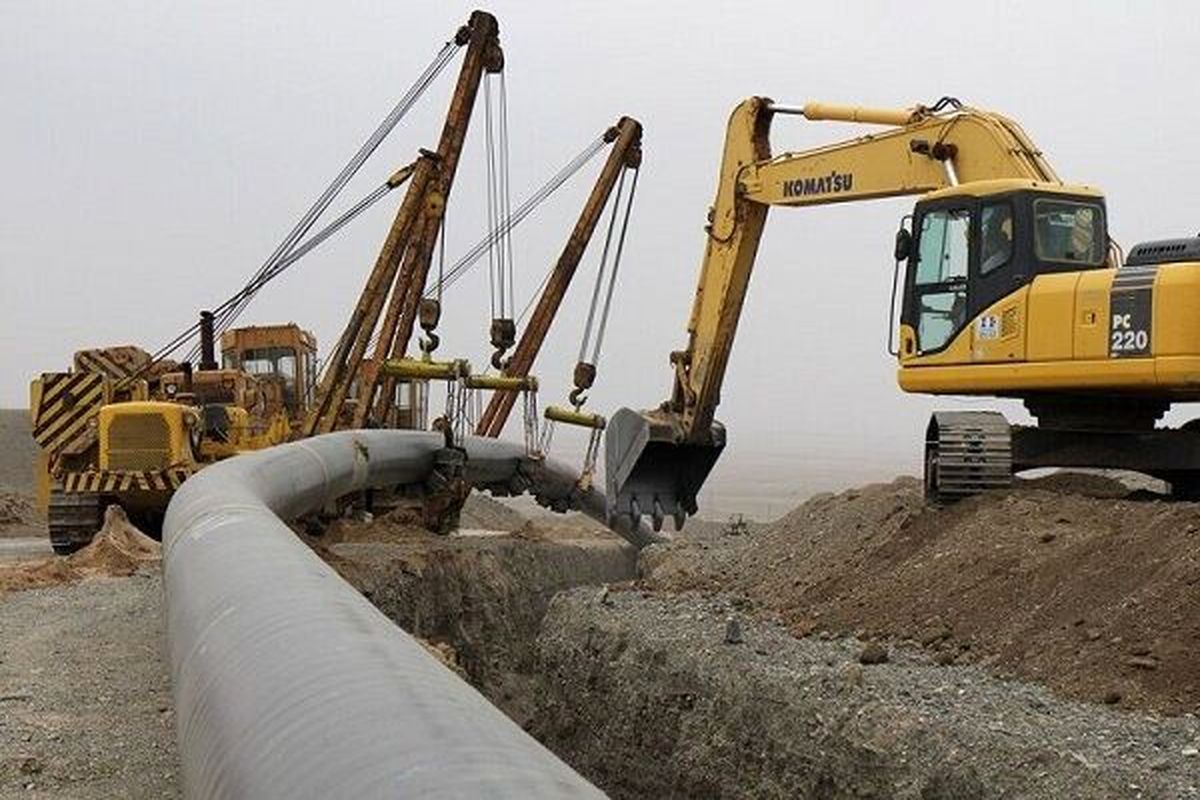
left=30, top=8, right=644, bottom=550
left=303, top=10, right=504, bottom=437
left=304, top=12, right=644, bottom=441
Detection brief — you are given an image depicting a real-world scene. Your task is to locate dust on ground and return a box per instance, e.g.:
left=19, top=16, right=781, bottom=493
left=0, top=572, right=179, bottom=798
left=0, top=506, right=160, bottom=595
left=642, top=472, right=1200, bottom=715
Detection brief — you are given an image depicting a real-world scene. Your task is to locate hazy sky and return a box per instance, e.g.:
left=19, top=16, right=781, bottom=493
left=5, top=1, right=1200, bottom=498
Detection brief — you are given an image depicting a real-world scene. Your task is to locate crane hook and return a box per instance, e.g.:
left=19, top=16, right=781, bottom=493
left=489, top=317, right=516, bottom=370
left=419, top=298, right=442, bottom=355
left=569, top=361, right=596, bottom=409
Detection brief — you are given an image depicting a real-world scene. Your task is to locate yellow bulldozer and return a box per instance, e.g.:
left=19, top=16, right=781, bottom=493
left=30, top=317, right=316, bottom=552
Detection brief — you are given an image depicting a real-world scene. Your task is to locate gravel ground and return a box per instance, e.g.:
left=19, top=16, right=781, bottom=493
left=643, top=474, right=1200, bottom=714
left=0, top=573, right=179, bottom=798
left=533, top=589, right=1200, bottom=799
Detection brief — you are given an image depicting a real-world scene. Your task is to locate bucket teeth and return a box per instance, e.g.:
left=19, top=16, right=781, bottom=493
left=603, top=407, right=725, bottom=530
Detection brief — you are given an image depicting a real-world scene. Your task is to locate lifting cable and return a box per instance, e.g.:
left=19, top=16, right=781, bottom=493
left=361, top=134, right=607, bottom=362
left=425, top=134, right=607, bottom=298
left=209, top=40, right=461, bottom=340
left=571, top=163, right=639, bottom=407
left=133, top=36, right=463, bottom=376
left=482, top=71, right=518, bottom=368
left=539, top=161, right=639, bottom=485
left=410, top=68, right=521, bottom=438
left=123, top=178, right=399, bottom=389
left=149, top=170, right=409, bottom=371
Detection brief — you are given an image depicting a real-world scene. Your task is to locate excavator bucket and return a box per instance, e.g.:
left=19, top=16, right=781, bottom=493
left=604, top=407, right=726, bottom=531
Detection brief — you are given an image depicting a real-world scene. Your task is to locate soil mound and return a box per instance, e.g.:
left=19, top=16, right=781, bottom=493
left=642, top=473, right=1200, bottom=714
left=0, top=506, right=160, bottom=593
left=459, top=493, right=528, bottom=532
left=312, top=492, right=615, bottom=547
left=69, top=505, right=161, bottom=574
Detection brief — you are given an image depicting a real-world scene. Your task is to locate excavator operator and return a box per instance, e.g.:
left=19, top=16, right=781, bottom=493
left=981, top=205, right=1014, bottom=274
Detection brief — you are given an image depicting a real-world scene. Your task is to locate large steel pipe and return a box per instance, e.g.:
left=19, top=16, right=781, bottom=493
left=163, top=431, right=609, bottom=799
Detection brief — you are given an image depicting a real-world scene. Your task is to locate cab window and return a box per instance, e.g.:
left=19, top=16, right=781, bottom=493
left=915, top=208, right=970, bottom=284
left=242, top=346, right=299, bottom=407
left=1034, top=199, right=1105, bottom=266
left=913, top=208, right=970, bottom=352
left=242, top=347, right=297, bottom=384
left=979, top=202, right=1013, bottom=276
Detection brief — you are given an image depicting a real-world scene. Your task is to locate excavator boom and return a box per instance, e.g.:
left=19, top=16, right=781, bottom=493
left=606, top=96, right=1065, bottom=529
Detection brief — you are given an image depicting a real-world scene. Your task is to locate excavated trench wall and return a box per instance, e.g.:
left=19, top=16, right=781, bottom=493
left=337, top=537, right=1200, bottom=800
left=330, top=536, right=636, bottom=692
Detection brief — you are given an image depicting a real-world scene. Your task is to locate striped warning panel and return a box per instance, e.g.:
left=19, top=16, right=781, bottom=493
left=73, top=346, right=148, bottom=379
left=61, top=467, right=192, bottom=494
left=32, top=372, right=106, bottom=454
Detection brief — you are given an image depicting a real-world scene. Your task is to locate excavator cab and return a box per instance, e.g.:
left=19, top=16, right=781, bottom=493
left=895, top=181, right=1108, bottom=366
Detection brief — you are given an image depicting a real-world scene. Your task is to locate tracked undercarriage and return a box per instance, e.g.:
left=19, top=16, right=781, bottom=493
left=924, top=397, right=1200, bottom=502
left=46, top=491, right=103, bottom=555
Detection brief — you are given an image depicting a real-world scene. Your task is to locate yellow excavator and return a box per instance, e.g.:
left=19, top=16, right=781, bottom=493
left=607, top=95, right=1200, bottom=530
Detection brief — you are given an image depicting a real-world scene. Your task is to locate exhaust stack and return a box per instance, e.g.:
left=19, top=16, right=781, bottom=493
left=198, top=310, right=217, bottom=371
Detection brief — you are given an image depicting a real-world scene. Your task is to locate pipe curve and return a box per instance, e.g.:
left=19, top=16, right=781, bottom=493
left=163, top=431, right=612, bottom=799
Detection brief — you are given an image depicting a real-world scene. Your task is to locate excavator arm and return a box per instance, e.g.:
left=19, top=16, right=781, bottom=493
left=606, top=95, right=1060, bottom=529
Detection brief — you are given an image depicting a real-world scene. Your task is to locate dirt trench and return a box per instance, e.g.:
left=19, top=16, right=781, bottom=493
left=313, top=483, right=1200, bottom=799
left=314, top=508, right=638, bottom=721
left=531, top=589, right=1200, bottom=800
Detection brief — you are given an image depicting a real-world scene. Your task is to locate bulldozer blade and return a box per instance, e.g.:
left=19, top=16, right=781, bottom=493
left=604, top=407, right=725, bottom=530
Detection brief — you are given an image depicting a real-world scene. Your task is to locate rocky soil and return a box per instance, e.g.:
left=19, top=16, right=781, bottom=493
left=0, top=492, right=38, bottom=540
left=0, top=410, right=36, bottom=494
left=531, top=589, right=1200, bottom=799
left=641, top=473, right=1200, bottom=715
left=311, top=498, right=636, bottom=721
left=3, top=445, right=1200, bottom=798
left=310, top=476, right=1200, bottom=798
left=0, top=410, right=43, bottom=541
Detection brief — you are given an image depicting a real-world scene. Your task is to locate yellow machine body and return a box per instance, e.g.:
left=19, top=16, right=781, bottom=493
left=898, top=263, right=1200, bottom=396
left=97, top=401, right=197, bottom=472
left=32, top=323, right=318, bottom=552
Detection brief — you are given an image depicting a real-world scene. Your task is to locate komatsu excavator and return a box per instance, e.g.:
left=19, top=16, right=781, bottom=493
left=608, top=95, right=1200, bottom=530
